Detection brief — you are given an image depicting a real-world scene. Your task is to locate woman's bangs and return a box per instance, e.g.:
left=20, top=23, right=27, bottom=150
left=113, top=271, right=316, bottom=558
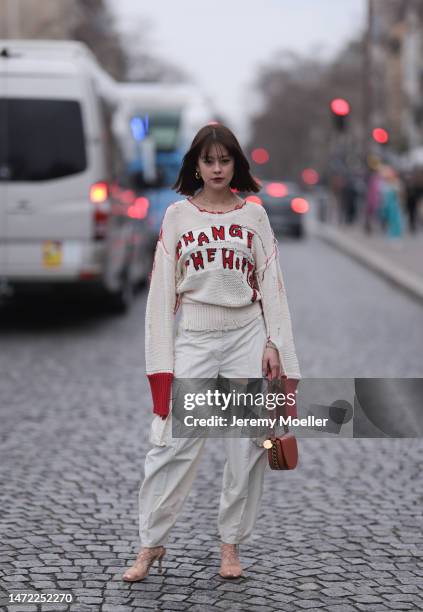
left=200, top=133, right=235, bottom=160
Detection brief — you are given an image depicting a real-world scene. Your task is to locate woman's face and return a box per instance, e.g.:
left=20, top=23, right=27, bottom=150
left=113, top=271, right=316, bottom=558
left=196, top=143, right=235, bottom=192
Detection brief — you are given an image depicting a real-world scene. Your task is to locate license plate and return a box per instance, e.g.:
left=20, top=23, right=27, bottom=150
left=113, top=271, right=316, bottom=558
left=42, top=241, right=62, bottom=267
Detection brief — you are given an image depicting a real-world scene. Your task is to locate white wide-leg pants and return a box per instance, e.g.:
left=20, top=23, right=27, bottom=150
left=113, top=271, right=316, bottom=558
left=139, top=314, right=269, bottom=547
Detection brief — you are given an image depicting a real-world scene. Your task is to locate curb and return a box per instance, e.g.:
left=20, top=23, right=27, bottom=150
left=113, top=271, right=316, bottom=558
left=308, top=219, right=423, bottom=305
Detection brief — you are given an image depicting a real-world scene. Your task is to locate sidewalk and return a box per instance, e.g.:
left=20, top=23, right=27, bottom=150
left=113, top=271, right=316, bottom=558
left=309, top=218, right=423, bottom=304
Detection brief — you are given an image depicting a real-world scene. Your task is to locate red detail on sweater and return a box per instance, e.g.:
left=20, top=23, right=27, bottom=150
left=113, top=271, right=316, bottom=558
left=191, top=251, right=205, bottom=270
left=187, top=197, right=246, bottom=214
left=206, top=248, right=216, bottom=262
left=197, top=231, right=210, bottom=246
left=147, top=372, right=174, bottom=418
left=222, top=248, right=234, bottom=269
left=158, top=226, right=170, bottom=255
left=182, top=231, right=195, bottom=246
left=211, top=225, right=225, bottom=240
left=246, top=261, right=255, bottom=287
left=176, top=223, right=255, bottom=255
left=229, top=224, right=243, bottom=238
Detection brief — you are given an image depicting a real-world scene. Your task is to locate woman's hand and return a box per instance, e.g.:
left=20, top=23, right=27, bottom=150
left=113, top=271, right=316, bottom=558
left=262, top=346, right=300, bottom=417
left=262, top=346, right=281, bottom=381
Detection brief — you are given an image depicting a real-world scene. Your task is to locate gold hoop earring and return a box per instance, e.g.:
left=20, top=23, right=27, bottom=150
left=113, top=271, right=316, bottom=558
left=195, top=170, right=201, bottom=180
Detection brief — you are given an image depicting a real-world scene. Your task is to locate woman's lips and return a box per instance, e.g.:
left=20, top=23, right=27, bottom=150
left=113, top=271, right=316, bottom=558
left=212, top=178, right=224, bottom=182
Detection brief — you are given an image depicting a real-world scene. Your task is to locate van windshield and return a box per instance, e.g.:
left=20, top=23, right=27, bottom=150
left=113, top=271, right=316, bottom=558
left=147, top=111, right=181, bottom=151
left=0, top=98, right=87, bottom=181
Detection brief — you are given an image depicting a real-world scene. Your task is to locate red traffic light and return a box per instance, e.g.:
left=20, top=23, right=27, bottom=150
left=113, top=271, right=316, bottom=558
left=302, top=168, right=319, bottom=185
left=372, top=128, right=389, bottom=144
left=330, top=98, right=350, bottom=116
left=251, top=148, right=269, bottom=164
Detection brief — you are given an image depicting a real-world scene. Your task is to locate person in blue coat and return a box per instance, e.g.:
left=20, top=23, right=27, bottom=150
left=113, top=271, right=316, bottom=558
left=379, top=165, right=404, bottom=241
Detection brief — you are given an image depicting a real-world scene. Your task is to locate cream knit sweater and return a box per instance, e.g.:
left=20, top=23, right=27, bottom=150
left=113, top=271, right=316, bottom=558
left=145, top=197, right=301, bottom=417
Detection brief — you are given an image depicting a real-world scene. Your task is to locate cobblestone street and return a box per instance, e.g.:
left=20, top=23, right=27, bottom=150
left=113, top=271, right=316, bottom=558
left=1, top=236, right=422, bottom=611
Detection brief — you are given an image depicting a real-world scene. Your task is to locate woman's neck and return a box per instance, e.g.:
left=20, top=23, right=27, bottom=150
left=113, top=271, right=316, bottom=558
left=195, top=188, right=240, bottom=207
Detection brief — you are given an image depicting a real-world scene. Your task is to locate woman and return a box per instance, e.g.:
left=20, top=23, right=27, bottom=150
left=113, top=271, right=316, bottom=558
left=379, top=165, right=404, bottom=242
left=122, top=124, right=301, bottom=582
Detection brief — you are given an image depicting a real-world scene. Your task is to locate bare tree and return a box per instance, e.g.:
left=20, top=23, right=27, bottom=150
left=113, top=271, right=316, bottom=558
left=70, top=0, right=128, bottom=79
left=120, top=19, right=191, bottom=83
left=247, top=37, right=365, bottom=181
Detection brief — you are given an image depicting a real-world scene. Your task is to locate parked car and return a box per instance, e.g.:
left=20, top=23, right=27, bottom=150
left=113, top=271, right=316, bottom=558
left=0, top=39, right=152, bottom=313
left=244, top=180, right=308, bottom=239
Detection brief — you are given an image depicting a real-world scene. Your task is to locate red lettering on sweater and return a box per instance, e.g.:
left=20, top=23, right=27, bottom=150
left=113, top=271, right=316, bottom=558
left=229, top=224, right=243, bottom=238
left=246, top=261, right=255, bottom=287
left=206, top=248, right=216, bottom=262
left=174, top=225, right=259, bottom=304
left=197, top=232, right=210, bottom=246
left=182, top=231, right=195, bottom=246
left=191, top=251, right=205, bottom=270
left=222, top=249, right=234, bottom=269
left=211, top=226, right=225, bottom=241
left=176, top=240, right=182, bottom=260
left=177, top=225, right=255, bottom=254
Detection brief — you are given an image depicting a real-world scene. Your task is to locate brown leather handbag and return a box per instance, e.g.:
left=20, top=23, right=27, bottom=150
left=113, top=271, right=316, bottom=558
left=264, top=377, right=299, bottom=470
left=266, top=424, right=298, bottom=470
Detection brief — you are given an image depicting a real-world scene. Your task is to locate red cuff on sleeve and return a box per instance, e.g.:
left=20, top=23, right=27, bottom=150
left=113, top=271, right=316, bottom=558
left=147, top=372, right=174, bottom=418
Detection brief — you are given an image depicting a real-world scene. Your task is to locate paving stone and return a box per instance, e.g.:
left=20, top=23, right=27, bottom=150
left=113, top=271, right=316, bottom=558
left=324, top=606, right=357, bottom=612
left=295, top=600, right=326, bottom=609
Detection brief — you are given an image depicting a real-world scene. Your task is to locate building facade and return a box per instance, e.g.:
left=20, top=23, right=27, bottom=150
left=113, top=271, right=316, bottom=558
left=371, top=0, right=423, bottom=152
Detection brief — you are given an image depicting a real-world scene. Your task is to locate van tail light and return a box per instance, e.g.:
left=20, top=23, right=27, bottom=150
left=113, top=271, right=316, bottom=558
left=90, top=181, right=110, bottom=240
left=128, top=196, right=149, bottom=219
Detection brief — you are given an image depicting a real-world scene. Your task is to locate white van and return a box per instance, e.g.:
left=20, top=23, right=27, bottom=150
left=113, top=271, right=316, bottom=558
left=0, top=39, right=152, bottom=312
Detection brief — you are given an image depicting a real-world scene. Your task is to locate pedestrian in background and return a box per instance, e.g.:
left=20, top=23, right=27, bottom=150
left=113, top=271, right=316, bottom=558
left=379, top=165, right=404, bottom=245
left=122, top=123, right=301, bottom=582
left=342, top=175, right=359, bottom=225
left=404, top=169, right=422, bottom=234
left=365, top=160, right=383, bottom=234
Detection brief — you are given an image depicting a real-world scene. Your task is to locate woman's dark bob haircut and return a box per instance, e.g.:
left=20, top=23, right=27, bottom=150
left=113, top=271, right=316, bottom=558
left=172, top=123, right=261, bottom=196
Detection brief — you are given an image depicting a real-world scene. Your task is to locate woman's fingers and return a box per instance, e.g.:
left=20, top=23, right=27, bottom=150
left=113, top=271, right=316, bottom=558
left=262, top=349, right=281, bottom=380
left=262, top=355, right=268, bottom=377
left=271, top=363, right=280, bottom=379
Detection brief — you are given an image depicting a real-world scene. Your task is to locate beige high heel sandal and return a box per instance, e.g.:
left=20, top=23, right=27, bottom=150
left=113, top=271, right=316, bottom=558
left=219, top=542, right=243, bottom=578
left=122, top=546, right=166, bottom=582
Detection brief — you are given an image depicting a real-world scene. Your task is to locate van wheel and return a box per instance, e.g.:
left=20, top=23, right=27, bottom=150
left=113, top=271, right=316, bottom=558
left=107, top=273, right=134, bottom=314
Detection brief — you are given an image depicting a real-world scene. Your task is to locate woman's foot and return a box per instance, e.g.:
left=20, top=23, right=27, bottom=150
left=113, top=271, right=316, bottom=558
left=122, top=546, right=166, bottom=582
left=219, top=542, right=243, bottom=578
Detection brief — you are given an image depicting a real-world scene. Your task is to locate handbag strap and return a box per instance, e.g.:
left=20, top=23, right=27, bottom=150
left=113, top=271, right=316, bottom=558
left=269, top=416, right=289, bottom=439
left=265, top=377, right=289, bottom=439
